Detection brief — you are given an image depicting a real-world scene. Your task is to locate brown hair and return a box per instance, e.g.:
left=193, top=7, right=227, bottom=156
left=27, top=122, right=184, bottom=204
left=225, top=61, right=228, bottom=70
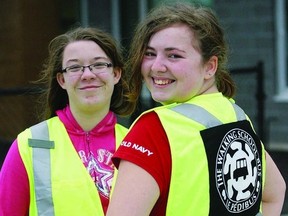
left=126, top=2, right=236, bottom=103
left=36, top=27, right=136, bottom=120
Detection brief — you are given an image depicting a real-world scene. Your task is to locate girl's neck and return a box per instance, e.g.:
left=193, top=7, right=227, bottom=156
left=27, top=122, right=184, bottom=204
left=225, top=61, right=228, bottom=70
left=70, top=106, right=110, bottom=131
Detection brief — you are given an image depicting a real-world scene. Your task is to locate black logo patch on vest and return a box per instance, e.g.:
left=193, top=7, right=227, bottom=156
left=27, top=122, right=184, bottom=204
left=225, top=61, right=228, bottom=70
left=201, top=120, right=262, bottom=215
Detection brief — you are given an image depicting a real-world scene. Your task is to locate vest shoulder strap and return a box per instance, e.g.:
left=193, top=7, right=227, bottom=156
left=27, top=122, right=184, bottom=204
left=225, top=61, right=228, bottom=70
left=170, top=102, right=246, bottom=128
left=29, top=120, right=55, bottom=148
left=29, top=120, right=55, bottom=216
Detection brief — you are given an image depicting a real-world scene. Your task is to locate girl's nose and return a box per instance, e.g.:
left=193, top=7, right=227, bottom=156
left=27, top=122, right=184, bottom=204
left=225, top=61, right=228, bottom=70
left=81, top=66, right=96, bottom=79
left=151, top=56, right=167, bottom=72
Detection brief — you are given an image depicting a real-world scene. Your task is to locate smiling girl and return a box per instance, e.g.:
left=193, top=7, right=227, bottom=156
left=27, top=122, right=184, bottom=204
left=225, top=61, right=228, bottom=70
left=107, top=3, right=286, bottom=216
left=0, top=27, right=136, bottom=216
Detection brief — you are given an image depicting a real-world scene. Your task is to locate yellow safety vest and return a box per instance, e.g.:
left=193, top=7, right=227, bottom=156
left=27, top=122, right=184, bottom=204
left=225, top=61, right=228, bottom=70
left=150, top=96, right=265, bottom=216
left=18, top=116, right=127, bottom=216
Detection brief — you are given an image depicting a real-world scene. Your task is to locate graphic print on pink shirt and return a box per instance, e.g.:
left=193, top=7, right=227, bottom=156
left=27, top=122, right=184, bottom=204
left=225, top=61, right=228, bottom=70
left=79, top=148, right=114, bottom=198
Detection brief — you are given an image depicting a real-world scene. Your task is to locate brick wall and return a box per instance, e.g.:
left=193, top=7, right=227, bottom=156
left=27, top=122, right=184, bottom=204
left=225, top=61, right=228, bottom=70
left=215, top=0, right=288, bottom=147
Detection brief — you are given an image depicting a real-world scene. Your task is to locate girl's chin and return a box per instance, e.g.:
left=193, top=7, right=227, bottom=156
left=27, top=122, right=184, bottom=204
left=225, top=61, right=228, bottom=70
left=151, top=96, right=170, bottom=105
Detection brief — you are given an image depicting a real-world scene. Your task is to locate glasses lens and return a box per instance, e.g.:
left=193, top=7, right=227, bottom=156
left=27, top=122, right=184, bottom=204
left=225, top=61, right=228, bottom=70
left=90, top=62, right=108, bottom=72
left=67, top=65, right=82, bottom=73
left=64, top=62, right=112, bottom=74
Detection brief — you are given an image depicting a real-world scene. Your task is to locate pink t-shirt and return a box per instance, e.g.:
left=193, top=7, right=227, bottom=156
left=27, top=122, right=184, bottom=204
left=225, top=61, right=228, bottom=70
left=113, top=111, right=172, bottom=216
left=0, top=106, right=118, bottom=215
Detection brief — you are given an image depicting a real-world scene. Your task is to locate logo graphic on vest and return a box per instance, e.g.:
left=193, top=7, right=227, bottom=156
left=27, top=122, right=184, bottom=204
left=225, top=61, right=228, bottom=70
left=215, top=128, right=261, bottom=213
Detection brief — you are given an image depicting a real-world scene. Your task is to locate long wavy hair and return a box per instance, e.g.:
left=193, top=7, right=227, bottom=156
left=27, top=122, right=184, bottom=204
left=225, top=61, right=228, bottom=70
left=126, top=2, right=236, bottom=103
left=36, top=27, right=136, bottom=120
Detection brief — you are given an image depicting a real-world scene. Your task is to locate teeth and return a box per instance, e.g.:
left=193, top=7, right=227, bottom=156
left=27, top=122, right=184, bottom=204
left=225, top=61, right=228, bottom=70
left=154, top=79, right=171, bottom=85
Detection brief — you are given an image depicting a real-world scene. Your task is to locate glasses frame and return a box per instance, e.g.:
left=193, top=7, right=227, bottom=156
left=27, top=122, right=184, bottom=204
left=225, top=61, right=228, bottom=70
left=61, top=62, right=113, bottom=74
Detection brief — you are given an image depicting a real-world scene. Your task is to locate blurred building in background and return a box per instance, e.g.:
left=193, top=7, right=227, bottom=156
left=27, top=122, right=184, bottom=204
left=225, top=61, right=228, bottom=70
left=1, top=0, right=288, bottom=150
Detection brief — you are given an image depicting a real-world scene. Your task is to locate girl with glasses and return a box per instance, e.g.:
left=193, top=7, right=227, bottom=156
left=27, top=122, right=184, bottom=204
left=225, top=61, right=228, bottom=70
left=0, top=27, right=136, bottom=216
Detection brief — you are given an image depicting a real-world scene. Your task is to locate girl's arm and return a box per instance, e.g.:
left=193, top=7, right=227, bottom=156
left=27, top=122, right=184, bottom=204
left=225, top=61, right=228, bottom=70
left=262, top=151, right=286, bottom=216
left=0, top=140, right=30, bottom=216
left=107, top=160, right=159, bottom=216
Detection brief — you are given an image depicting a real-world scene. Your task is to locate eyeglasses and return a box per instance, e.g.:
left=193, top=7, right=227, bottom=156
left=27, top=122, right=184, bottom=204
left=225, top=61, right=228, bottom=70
left=62, top=62, right=113, bottom=74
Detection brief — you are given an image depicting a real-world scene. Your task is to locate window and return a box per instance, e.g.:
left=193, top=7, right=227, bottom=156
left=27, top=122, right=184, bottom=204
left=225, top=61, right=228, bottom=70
left=275, top=0, right=288, bottom=101
left=79, top=0, right=121, bottom=41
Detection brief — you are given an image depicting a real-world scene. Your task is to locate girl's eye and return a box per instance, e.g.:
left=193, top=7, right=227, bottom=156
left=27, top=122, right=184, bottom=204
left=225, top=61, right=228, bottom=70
left=70, top=65, right=82, bottom=69
left=144, top=51, right=155, bottom=57
left=169, top=54, right=182, bottom=59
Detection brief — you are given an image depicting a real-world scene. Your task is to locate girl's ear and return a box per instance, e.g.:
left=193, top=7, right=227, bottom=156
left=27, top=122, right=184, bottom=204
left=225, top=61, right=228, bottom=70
left=204, top=56, right=218, bottom=79
left=56, top=73, right=67, bottom=89
left=113, top=67, right=122, bottom=84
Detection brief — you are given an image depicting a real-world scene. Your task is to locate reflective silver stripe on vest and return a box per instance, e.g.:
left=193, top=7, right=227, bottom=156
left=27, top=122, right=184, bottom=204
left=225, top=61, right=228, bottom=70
left=29, top=121, right=55, bottom=216
left=170, top=102, right=246, bottom=128
left=231, top=103, right=247, bottom=122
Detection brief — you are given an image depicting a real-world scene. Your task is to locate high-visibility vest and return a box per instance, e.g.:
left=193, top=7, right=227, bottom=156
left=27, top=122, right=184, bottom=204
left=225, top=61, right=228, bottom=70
left=150, top=98, right=265, bottom=216
left=18, top=116, right=127, bottom=216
